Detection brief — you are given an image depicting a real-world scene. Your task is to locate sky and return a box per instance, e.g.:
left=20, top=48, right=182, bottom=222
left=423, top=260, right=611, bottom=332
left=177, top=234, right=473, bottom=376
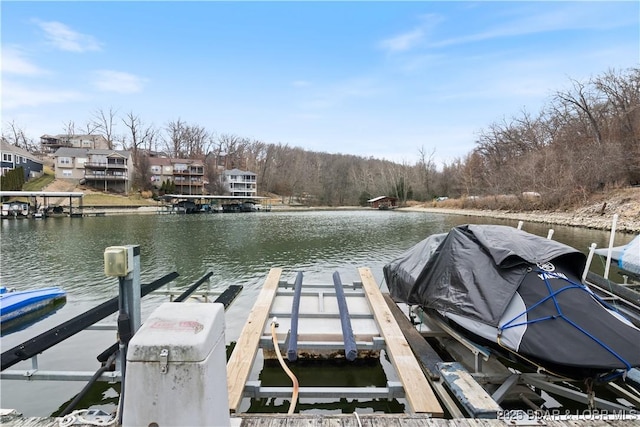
left=2, top=1, right=639, bottom=166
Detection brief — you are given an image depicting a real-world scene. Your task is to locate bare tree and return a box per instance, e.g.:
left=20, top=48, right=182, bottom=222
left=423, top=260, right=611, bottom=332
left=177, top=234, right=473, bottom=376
left=553, top=78, right=605, bottom=146
left=164, top=119, right=211, bottom=159
left=417, top=145, right=436, bottom=200
left=3, top=120, right=36, bottom=151
left=122, top=112, right=157, bottom=190
left=164, top=118, right=186, bottom=158
left=63, top=120, right=76, bottom=137
left=594, top=68, right=640, bottom=183
left=92, top=107, right=119, bottom=149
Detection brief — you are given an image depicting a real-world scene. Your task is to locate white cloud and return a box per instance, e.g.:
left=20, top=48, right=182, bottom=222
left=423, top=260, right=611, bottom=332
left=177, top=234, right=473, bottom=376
left=92, top=70, right=146, bottom=93
left=1, top=47, right=47, bottom=76
left=379, top=28, right=425, bottom=53
left=378, top=14, right=443, bottom=53
left=35, top=20, right=101, bottom=52
left=1, top=80, right=84, bottom=109
left=430, top=3, right=637, bottom=49
left=292, top=80, right=311, bottom=87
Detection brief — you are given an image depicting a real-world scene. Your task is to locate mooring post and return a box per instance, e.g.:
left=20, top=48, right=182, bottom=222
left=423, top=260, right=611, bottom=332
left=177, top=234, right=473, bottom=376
left=104, top=244, right=142, bottom=423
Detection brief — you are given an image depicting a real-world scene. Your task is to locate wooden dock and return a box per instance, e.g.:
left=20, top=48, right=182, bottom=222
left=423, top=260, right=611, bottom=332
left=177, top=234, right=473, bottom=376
left=4, top=266, right=638, bottom=426
left=228, top=268, right=283, bottom=412
left=3, top=412, right=640, bottom=427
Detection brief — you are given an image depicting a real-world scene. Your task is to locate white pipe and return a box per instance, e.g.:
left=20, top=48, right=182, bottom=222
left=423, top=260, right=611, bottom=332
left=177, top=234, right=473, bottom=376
left=517, top=221, right=524, bottom=230
left=546, top=229, right=554, bottom=240
left=604, top=214, right=619, bottom=280
left=583, top=243, right=597, bottom=283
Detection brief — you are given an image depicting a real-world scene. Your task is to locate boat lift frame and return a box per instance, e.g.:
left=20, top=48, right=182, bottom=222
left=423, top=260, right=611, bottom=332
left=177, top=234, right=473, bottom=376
left=1, top=268, right=242, bottom=385
left=226, top=268, right=444, bottom=416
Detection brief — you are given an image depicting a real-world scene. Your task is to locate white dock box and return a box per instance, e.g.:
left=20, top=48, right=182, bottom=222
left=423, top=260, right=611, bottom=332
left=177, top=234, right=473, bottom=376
left=122, top=302, right=229, bottom=427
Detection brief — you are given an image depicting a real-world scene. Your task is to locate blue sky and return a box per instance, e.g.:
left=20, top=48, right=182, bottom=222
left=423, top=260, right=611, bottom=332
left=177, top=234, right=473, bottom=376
left=2, top=1, right=638, bottom=166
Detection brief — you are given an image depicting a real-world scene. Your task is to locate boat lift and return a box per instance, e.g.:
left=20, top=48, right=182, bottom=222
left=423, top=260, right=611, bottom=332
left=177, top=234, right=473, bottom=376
left=226, top=268, right=444, bottom=416
left=399, top=220, right=640, bottom=419
left=0, top=245, right=242, bottom=420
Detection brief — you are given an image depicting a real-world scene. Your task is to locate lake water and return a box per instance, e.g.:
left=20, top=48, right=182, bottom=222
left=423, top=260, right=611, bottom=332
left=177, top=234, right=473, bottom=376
left=0, top=210, right=632, bottom=416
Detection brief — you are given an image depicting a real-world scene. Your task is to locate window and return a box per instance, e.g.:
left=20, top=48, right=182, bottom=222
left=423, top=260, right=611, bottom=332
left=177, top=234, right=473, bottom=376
left=22, top=157, right=28, bottom=163
left=2, top=153, right=13, bottom=162
left=62, top=170, right=72, bottom=177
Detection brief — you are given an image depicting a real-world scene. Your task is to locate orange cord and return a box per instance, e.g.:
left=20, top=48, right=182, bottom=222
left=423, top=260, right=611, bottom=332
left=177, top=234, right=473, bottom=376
left=270, top=319, right=299, bottom=414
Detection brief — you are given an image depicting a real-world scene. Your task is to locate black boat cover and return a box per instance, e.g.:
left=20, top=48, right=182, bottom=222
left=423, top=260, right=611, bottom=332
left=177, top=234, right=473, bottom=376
left=384, top=224, right=640, bottom=377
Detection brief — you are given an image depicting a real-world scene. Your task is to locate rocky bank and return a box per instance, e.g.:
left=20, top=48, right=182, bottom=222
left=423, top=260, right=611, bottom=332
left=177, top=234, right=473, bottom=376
left=400, top=187, right=640, bottom=234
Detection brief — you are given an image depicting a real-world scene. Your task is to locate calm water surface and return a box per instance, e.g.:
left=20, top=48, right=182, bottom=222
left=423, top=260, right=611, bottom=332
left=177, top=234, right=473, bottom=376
left=0, top=210, right=632, bottom=416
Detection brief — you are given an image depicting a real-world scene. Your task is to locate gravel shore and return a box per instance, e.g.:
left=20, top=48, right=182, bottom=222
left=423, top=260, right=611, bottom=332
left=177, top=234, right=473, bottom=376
left=399, top=187, right=640, bottom=234
left=398, top=206, right=640, bottom=234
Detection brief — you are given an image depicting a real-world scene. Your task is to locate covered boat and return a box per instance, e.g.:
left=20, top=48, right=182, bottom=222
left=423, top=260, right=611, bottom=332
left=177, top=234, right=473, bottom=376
left=384, top=224, right=640, bottom=381
left=0, top=286, right=67, bottom=333
left=595, top=234, right=640, bottom=279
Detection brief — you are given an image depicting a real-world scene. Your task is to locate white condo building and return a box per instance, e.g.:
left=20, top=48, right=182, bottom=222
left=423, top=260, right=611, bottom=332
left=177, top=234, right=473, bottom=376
left=221, top=169, right=257, bottom=197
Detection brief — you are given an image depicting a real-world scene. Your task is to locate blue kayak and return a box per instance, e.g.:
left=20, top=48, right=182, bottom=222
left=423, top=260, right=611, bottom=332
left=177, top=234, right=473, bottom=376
left=0, top=286, right=67, bottom=330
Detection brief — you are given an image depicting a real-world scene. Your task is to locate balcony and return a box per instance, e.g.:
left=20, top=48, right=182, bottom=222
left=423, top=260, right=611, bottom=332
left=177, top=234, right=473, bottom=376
left=85, top=162, right=128, bottom=170
left=84, top=173, right=128, bottom=180
left=173, top=169, right=204, bottom=176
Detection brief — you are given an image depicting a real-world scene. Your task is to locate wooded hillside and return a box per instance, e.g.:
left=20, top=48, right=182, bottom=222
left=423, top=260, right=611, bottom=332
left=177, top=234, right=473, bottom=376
left=4, top=67, right=639, bottom=208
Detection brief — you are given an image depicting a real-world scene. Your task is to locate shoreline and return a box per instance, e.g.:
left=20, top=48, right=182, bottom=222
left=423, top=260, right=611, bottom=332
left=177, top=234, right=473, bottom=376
left=15, top=203, right=639, bottom=234
left=398, top=206, right=640, bottom=234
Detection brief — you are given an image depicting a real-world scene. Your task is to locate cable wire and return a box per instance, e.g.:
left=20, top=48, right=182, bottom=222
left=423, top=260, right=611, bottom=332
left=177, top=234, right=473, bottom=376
left=270, top=318, right=299, bottom=414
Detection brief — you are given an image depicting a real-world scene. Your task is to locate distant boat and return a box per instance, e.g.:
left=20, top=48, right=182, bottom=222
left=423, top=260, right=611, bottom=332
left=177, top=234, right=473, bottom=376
left=1, top=202, right=30, bottom=218
left=384, top=224, right=640, bottom=381
left=0, top=286, right=67, bottom=334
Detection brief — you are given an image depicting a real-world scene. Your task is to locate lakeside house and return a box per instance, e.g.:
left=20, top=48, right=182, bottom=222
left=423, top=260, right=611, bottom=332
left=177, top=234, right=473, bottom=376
left=53, top=148, right=133, bottom=194
left=40, top=134, right=109, bottom=153
left=1, top=139, right=44, bottom=181
left=148, top=157, right=205, bottom=195
left=221, top=168, right=257, bottom=197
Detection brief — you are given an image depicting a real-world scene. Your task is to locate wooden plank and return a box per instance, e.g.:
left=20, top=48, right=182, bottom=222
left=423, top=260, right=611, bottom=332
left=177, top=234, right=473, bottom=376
left=227, top=268, right=282, bottom=413
left=358, top=267, right=444, bottom=416
left=437, top=362, right=502, bottom=418
left=382, top=293, right=442, bottom=380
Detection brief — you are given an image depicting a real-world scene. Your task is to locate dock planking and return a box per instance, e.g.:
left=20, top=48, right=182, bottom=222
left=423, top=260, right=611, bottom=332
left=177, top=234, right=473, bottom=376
left=382, top=293, right=442, bottom=380
left=227, top=268, right=283, bottom=413
left=358, top=267, right=444, bottom=416
left=437, top=362, right=502, bottom=418
left=382, top=293, right=467, bottom=419
left=5, top=413, right=640, bottom=427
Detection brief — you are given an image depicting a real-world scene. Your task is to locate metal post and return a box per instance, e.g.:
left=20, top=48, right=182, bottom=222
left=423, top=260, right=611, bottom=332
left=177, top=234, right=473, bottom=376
left=115, top=244, right=141, bottom=425
left=118, top=245, right=142, bottom=333
left=583, top=243, right=597, bottom=283
left=604, top=214, right=619, bottom=280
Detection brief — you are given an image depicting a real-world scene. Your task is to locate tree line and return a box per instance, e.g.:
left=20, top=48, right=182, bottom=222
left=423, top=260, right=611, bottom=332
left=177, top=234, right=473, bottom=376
left=3, top=67, right=639, bottom=208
